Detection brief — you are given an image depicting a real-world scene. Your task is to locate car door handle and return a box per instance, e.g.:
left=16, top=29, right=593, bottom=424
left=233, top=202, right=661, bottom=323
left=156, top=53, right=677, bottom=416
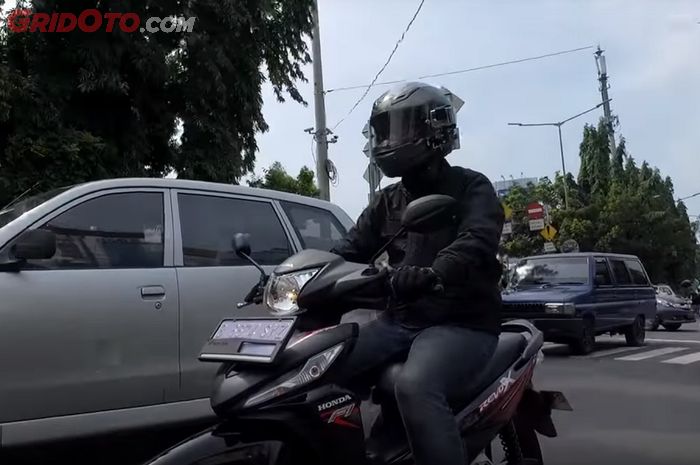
left=141, top=286, right=166, bottom=298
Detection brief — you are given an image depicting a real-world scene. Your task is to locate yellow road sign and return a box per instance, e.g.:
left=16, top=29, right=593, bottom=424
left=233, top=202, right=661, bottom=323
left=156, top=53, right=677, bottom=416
left=540, top=224, right=558, bottom=242
left=502, top=203, right=513, bottom=220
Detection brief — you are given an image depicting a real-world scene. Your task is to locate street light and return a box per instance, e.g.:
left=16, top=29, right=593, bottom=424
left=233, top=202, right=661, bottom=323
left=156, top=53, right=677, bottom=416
left=508, top=99, right=610, bottom=210
left=679, top=192, right=700, bottom=202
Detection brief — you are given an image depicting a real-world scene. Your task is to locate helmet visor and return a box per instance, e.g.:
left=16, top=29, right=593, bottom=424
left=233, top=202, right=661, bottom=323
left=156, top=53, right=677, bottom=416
left=370, top=106, right=430, bottom=152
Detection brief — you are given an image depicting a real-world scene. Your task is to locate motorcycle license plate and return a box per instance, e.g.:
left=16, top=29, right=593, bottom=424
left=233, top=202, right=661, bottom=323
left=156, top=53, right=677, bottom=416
left=199, top=317, right=297, bottom=364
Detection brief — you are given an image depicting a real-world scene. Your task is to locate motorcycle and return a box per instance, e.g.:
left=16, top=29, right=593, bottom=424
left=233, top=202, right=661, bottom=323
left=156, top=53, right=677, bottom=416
left=146, top=194, right=572, bottom=465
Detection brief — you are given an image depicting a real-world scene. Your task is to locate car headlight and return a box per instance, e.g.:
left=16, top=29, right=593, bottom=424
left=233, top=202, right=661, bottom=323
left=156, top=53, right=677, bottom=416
left=243, top=343, right=344, bottom=408
left=264, top=268, right=321, bottom=316
left=544, top=303, right=576, bottom=316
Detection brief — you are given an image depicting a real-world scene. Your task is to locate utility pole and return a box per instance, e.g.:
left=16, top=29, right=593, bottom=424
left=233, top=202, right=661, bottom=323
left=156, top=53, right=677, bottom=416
left=594, top=46, right=617, bottom=156
left=310, top=0, right=330, bottom=201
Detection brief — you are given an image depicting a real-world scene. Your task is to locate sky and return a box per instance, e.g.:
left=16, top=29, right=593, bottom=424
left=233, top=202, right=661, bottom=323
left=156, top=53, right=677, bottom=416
left=254, top=0, right=700, bottom=220
left=2, top=1, right=698, bottom=220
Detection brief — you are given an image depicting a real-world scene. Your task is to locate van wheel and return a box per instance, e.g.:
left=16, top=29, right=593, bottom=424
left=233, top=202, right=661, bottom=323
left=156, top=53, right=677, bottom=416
left=624, top=316, right=645, bottom=346
left=570, top=318, right=595, bottom=355
left=663, top=323, right=682, bottom=331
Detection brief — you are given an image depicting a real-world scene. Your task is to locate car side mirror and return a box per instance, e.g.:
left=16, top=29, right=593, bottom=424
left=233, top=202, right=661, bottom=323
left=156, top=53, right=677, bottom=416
left=12, top=229, right=56, bottom=260
left=233, top=233, right=252, bottom=258
left=401, top=194, right=458, bottom=234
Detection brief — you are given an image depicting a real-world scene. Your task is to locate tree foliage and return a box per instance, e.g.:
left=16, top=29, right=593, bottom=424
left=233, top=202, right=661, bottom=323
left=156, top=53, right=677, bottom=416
left=248, top=161, right=319, bottom=198
left=0, top=0, right=314, bottom=206
left=501, top=119, right=698, bottom=286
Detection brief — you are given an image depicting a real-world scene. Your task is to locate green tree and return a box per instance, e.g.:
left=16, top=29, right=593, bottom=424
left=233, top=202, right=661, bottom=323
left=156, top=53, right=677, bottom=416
left=500, top=117, right=697, bottom=285
left=248, top=161, right=320, bottom=198
left=0, top=0, right=315, bottom=206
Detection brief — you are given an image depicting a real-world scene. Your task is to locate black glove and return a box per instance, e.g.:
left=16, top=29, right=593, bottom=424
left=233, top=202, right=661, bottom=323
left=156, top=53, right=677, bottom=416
left=389, top=266, right=441, bottom=302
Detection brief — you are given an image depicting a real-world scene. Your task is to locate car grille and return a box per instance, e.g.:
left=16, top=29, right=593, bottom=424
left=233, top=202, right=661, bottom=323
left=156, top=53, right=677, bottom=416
left=502, top=302, right=546, bottom=314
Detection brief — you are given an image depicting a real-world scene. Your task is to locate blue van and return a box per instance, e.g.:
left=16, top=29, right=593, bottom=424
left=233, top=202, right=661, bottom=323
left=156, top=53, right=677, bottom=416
left=502, top=253, right=656, bottom=354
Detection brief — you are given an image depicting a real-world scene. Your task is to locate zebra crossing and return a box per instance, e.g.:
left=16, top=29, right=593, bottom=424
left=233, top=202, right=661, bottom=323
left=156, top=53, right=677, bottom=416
left=542, top=341, right=700, bottom=365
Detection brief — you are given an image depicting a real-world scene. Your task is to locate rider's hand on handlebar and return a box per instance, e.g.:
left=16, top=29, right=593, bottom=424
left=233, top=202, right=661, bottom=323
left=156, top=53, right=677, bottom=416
left=389, top=265, right=444, bottom=302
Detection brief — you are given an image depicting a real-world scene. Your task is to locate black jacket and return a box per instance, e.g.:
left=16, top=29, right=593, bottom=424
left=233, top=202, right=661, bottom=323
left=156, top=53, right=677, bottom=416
left=331, top=164, right=505, bottom=335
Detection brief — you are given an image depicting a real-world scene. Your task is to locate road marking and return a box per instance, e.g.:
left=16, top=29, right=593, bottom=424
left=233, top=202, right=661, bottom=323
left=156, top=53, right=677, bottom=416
left=661, top=351, right=700, bottom=365
left=644, top=338, right=700, bottom=345
left=542, top=343, right=567, bottom=350
left=615, top=347, right=688, bottom=361
left=579, top=346, right=644, bottom=359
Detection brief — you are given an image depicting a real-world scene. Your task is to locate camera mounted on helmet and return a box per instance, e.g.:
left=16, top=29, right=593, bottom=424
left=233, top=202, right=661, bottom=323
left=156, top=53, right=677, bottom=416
left=368, top=82, right=460, bottom=178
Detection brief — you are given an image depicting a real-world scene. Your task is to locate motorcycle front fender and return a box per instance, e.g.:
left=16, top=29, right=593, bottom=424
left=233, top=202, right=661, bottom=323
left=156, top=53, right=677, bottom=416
left=145, top=424, right=290, bottom=465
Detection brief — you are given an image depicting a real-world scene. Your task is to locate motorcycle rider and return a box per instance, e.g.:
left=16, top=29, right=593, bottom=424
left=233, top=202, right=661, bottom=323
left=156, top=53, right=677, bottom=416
left=330, top=82, right=505, bottom=465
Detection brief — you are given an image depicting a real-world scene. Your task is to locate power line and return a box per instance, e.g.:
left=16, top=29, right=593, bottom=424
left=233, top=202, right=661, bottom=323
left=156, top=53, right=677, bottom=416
left=330, top=0, right=426, bottom=131
left=326, top=45, right=596, bottom=94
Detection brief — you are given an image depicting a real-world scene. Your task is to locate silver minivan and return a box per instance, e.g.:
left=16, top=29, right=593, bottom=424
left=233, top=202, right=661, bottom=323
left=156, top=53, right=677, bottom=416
left=0, top=178, right=353, bottom=449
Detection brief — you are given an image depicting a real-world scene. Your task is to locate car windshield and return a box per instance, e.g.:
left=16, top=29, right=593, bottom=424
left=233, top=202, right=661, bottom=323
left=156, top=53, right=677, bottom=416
left=510, top=257, right=589, bottom=287
left=0, top=187, right=71, bottom=229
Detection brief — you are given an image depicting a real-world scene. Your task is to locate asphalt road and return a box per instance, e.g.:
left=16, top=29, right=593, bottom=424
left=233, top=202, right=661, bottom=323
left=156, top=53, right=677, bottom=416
left=8, top=319, right=700, bottom=465
left=536, top=321, right=700, bottom=465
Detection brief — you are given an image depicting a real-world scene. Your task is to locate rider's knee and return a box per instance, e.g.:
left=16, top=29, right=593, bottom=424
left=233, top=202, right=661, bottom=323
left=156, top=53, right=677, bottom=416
left=394, top=369, right=435, bottom=405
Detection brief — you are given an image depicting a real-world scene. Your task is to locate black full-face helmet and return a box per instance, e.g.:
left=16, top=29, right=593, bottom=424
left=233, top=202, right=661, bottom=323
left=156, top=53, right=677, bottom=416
left=369, top=82, right=458, bottom=178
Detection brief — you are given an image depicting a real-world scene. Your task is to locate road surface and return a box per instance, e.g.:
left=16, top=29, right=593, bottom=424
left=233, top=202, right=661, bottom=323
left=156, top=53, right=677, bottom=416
left=536, top=321, right=700, bottom=465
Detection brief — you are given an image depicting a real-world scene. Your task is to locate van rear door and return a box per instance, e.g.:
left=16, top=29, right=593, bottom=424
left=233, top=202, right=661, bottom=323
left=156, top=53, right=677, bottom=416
left=623, top=258, right=656, bottom=321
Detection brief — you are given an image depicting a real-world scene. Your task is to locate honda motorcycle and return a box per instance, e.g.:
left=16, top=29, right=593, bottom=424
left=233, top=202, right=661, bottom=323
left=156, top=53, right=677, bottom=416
left=146, top=195, right=572, bottom=465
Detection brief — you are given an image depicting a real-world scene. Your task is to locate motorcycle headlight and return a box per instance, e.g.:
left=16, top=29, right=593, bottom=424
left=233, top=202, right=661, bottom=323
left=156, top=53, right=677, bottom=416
left=264, top=268, right=321, bottom=316
left=243, top=343, right=344, bottom=408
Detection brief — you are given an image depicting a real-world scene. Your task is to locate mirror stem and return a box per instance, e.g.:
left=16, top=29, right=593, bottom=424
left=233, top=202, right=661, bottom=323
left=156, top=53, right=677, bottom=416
left=368, top=226, right=406, bottom=267
left=239, top=252, right=267, bottom=278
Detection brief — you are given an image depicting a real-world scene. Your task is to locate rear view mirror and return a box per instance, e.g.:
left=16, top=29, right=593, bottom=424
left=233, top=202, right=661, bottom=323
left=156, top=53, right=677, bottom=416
left=401, top=194, right=458, bottom=233
left=12, top=229, right=56, bottom=260
left=233, top=233, right=252, bottom=258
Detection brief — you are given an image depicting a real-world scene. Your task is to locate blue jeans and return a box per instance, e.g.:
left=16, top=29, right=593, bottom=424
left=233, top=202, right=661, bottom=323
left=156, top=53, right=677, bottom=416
left=342, top=313, right=498, bottom=465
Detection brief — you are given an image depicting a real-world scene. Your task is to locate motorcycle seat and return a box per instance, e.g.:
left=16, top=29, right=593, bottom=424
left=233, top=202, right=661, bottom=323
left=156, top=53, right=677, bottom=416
left=375, top=332, right=527, bottom=408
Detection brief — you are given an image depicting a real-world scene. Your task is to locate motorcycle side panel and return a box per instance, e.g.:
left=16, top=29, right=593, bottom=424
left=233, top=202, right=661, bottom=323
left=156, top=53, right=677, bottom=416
left=144, top=426, right=287, bottom=465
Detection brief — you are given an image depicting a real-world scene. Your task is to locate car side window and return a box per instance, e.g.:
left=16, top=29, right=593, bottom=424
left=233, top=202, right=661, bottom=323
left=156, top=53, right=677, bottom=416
left=624, top=260, right=650, bottom=286
left=280, top=201, right=347, bottom=251
left=178, top=194, right=291, bottom=267
left=594, top=258, right=613, bottom=286
left=23, top=192, right=164, bottom=269
left=610, top=259, right=632, bottom=285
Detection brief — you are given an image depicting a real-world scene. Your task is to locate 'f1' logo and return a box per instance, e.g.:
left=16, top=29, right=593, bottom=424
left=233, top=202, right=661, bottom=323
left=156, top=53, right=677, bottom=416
left=322, top=403, right=359, bottom=429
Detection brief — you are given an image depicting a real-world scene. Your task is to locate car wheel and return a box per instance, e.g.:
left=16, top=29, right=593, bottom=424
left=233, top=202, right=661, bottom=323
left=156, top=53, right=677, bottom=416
left=663, top=323, right=682, bottom=331
left=624, top=316, right=646, bottom=346
left=570, top=318, right=595, bottom=355
left=649, top=319, right=660, bottom=331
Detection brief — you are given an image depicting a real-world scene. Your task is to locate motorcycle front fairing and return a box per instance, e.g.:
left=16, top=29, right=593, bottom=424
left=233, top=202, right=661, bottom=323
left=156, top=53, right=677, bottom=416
left=146, top=323, right=369, bottom=465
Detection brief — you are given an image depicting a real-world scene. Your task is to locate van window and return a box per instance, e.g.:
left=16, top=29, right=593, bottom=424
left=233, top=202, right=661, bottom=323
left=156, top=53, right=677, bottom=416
left=22, top=192, right=164, bottom=269
left=610, top=259, right=632, bottom=285
left=178, top=194, right=291, bottom=267
left=280, top=202, right=347, bottom=251
left=594, top=258, right=613, bottom=285
left=510, top=257, right=589, bottom=287
left=625, top=260, right=650, bottom=286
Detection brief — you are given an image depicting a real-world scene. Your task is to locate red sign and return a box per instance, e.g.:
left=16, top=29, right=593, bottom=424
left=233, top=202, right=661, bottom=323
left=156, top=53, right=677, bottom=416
left=527, top=202, right=544, bottom=220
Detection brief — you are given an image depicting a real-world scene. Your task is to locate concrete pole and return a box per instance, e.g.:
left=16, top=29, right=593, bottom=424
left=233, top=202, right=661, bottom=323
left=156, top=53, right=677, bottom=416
left=311, top=0, right=330, bottom=201
left=595, top=46, right=617, bottom=157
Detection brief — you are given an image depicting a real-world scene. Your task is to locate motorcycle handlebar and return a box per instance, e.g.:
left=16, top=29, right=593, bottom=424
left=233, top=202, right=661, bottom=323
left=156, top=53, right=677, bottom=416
left=383, top=265, right=445, bottom=297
